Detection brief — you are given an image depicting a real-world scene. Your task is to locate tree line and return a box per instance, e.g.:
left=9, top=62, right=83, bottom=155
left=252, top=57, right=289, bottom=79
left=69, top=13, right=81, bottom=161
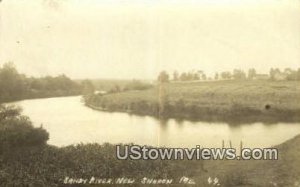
left=158, top=68, right=300, bottom=82
left=0, top=62, right=94, bottom=102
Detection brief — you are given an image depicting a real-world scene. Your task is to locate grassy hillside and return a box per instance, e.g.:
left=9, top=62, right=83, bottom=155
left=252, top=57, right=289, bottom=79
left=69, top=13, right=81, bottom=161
left=84, top=80, right=300, bottom=123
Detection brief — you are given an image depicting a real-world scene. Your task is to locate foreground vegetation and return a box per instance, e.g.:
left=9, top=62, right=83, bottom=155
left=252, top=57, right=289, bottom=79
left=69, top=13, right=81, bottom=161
left=84, top=80, right=300, bottom=123
left=0, top=105, right=299, bottom=187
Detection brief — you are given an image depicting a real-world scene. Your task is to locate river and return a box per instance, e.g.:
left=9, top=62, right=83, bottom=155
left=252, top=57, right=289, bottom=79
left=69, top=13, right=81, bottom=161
left=10, top=96, right=300, bottom=148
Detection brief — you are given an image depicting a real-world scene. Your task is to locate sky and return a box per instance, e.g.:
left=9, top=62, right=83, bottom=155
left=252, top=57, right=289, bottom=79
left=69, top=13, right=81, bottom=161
left=0, top=0, right=300, bottom=79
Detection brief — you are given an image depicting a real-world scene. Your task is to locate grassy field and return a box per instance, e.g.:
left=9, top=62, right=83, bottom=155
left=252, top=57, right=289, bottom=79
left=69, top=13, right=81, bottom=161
left=84, top=80, right=300, bottom=123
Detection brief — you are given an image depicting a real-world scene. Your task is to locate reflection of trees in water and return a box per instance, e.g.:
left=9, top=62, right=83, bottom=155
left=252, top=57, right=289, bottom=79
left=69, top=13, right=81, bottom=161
left=157, top=119, right=169, bottom=147
left=157, top=119, right=185, bottom=147
left=159, top=119, right=168, bottom=127
left=175, top=118, right=184, bottom=126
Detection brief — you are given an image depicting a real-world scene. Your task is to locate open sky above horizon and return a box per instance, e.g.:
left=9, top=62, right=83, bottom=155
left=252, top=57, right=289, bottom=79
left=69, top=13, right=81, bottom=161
left=0, top=0, right=300, bottom=80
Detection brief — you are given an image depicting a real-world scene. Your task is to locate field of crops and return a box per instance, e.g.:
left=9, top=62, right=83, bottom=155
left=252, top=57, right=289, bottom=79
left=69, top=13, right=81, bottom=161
left=85, top=80, right=300, bottom=123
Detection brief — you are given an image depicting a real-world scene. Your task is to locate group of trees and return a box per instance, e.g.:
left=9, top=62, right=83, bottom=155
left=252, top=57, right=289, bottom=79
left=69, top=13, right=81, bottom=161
left=0, top=62, right=93, bottom=102
left=158, top=69, right=249, bottom=82
left=158, top=68, right=300, bottom=82
left=107, top=80, right=153, bottom=94
left=0, top=105, right=49, bottom=152
left=158, top=70, right=207, bottom=83
left=269, top=68, right=300, bottom=81
left=218, top=69, right=248, bottom=80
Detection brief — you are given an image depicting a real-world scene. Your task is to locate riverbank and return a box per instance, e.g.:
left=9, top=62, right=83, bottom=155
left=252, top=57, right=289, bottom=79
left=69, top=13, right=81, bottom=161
left=84, top=80, right=300, bottom=124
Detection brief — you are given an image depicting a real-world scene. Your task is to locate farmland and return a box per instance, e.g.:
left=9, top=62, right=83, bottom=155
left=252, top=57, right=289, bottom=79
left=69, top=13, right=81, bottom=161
left=84, top=80, right=300, bottom=123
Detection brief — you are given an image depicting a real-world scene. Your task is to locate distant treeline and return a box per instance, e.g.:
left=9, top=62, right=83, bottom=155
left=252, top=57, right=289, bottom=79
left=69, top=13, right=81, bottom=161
left=0, top=62, right=94, bottom=102
left=88, top=79, right=153, bottom=94
left=158, top=68, right=300, bottom=82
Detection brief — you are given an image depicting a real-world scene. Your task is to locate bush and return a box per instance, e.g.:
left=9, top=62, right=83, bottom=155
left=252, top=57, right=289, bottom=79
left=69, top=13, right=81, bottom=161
left=0, top=105, right=49, bottom=151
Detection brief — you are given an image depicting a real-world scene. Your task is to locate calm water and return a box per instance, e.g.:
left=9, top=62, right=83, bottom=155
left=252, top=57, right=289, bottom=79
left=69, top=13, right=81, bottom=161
left=11, top=96, right=300, bottom=148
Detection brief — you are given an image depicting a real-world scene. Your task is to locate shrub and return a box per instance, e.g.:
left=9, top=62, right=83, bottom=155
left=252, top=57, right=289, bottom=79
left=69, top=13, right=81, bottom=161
left=0, top=105, right=49, bottom=151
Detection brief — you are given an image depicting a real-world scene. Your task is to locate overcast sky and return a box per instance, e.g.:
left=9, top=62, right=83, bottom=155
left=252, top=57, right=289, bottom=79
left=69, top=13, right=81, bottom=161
left=0, top=0, right=300, bottom=79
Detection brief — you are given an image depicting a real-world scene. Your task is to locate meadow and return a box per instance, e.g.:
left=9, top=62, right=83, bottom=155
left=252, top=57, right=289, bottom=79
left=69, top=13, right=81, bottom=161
left=84, top=80, right=300, bottom=123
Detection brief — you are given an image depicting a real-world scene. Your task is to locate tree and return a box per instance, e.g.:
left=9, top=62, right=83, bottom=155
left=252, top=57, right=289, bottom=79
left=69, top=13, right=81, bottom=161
left=220, top=71, right=232, bottom=80
left=158, top=71, right=169, bottom=83
left=187, top=72, right=194, bottom=81
left=0, top=105, right=49, bottom=151
left=270, top=68, right=281, bottom=81
left=248, top=68, right=256, bottom=80
left=193, top=72, right=200, bottom=80
left=214, top=73, right=219, bottom=80
left=233, top=69, right=246, bottom=80
left=285, top=68, right=297, bottom=81
left=0, top=62, right=27, bottom=101
left=201, top=73, right=207, bottom=80
left=269, top=68, right=275, bottom=80
left=180, top=72, right=188, bottom=81
left=173, top=71, right=179, bottom=81
left=284, top=68, right=293, bottom=75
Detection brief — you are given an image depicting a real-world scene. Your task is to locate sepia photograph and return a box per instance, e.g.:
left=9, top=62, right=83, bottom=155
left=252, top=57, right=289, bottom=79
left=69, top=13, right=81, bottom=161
left=0, top=0, right=300, bottom=186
